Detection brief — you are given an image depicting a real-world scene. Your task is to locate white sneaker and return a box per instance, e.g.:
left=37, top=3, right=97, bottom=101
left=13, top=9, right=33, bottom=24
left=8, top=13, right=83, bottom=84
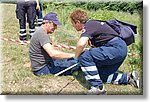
left=128, top=71, right=140, bottom=88
left=86, top=86, right=107, bottom=95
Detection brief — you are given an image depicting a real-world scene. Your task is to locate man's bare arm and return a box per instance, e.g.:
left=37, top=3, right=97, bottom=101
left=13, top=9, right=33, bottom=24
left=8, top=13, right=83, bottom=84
left=43, top=43, right=75, bottom=59
left=75, top=37, right=89, bottom=58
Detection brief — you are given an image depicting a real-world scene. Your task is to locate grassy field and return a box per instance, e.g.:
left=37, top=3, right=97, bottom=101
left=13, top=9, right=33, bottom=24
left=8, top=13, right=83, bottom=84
left=1, top=3, right=142, bottom=95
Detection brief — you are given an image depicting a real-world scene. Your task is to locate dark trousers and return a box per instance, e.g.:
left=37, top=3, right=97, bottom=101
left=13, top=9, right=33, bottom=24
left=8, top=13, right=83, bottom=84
left=35, top=2, right=43, bottom=27
left=16, top=1, right=36, bottom=40
left=79, top=37, right=128, bottom=87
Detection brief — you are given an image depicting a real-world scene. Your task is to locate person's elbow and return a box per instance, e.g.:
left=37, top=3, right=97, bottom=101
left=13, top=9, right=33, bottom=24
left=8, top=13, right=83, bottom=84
left=77, top=37, right=89, bottom=48
left=77, top=42, right=86, bottom=48
left=43, top=43, right=57, bottom=58
left=77, top=39, right=88, bottom=48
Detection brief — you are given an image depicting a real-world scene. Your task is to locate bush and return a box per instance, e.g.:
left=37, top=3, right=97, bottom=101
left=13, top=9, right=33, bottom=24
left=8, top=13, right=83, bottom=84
left=42, top=1, right=143, bottom=14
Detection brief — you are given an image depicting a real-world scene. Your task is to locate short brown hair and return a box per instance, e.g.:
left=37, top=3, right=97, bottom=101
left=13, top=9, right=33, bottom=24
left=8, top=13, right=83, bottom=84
left=70, top=9, right=89, bottom=24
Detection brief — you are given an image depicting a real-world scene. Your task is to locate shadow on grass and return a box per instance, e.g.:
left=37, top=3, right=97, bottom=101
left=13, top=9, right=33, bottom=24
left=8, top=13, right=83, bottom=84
left=72, top=69, right=91, bottom=90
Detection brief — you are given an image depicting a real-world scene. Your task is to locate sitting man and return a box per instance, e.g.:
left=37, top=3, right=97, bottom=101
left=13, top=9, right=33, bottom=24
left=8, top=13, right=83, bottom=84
left=29, top=12, right=78, bottom=76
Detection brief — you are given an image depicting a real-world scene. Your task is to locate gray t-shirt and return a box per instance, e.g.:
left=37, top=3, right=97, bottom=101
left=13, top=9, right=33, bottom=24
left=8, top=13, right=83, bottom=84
left=29, top=27, right=52, bottom=71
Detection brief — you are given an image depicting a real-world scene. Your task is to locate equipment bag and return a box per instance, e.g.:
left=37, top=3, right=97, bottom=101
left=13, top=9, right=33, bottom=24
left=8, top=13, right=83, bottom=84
left=105, top=19, right=137, bottom=46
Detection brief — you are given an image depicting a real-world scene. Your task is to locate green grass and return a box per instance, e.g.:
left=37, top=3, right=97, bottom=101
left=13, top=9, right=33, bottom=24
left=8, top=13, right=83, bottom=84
left=1, top=3, right=143, bottom=95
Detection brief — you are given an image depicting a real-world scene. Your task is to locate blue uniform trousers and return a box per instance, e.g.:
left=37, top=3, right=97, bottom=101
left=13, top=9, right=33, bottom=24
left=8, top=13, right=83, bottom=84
left=79, top=37, right=128, bottom=87
left=16, top=1, right=36, bottom=40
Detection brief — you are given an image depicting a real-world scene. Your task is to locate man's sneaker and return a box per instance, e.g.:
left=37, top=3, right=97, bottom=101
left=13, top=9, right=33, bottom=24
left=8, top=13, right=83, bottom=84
left=19, top=35, right=27, bottom=41
left=128, top=71, right=140, bottom=88
left=86, top=85, right=107, bottom=95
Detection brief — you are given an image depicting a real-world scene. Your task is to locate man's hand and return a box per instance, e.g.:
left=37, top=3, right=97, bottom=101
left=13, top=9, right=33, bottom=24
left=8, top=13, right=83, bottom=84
left=36, top=4, right=40, bottom=11
left=36, top=0, right=40, bottom=10
left=74, top=58, right=79, bottom=64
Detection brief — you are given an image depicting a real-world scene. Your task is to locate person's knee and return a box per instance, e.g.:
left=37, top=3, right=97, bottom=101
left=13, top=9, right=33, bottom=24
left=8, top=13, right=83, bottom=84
left=79, top=51, right=93, bottom=64
left=79, top=52, right=86, bottom=62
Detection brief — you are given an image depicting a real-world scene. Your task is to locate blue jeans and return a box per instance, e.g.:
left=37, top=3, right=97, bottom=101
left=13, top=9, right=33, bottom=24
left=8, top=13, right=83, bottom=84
left=33, top=58, right=79, bottom=76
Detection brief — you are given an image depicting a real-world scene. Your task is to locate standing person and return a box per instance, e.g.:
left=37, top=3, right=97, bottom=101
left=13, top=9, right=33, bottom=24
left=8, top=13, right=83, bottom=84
left=16, top=0, right=36, bottom=41
left=35, top=0, right=43, bottom=27
left=29, top=12, right=78, bottom=76
left=70, top=10, right=139, bottom=95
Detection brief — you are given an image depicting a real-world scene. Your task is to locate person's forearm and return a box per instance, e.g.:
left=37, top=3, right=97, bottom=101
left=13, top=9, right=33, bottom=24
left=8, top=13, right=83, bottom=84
left=50, top=50, right=75, bottom=59
left=75, top=37, right=89, bottom=58
left=75, top=44, right=85, bottom=58
left=43, top=43, right=74, bottom=59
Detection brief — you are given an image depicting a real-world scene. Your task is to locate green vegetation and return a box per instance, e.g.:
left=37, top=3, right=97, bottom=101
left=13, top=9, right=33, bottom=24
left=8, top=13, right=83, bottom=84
left=1, top=1, right=143, bottom=95
left=42, top=1, right=143, bottom=14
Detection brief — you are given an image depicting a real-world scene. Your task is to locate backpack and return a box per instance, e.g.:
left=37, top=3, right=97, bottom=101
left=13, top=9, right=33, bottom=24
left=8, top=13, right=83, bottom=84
left=105, top=19, right=137, bottom=46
